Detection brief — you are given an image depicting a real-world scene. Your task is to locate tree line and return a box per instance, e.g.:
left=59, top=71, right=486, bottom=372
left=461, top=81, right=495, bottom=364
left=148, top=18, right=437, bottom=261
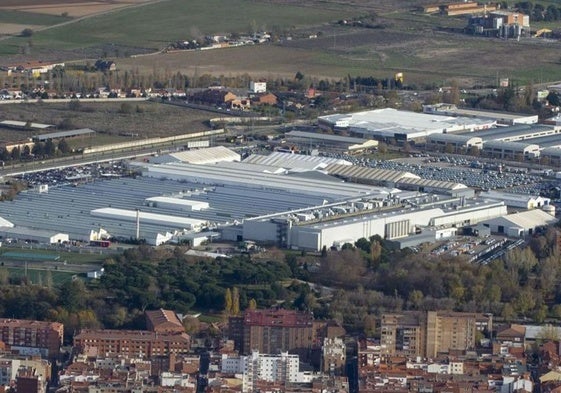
left=0, top=138, right=71, bottom=163
left=512, top=1, right=561, bottom=22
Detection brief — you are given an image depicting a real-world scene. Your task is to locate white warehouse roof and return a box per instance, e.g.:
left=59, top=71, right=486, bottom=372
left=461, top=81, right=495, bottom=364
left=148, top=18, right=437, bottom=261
left=0, top=120, right=54, bottom=129
left=482, top=140, right=540, bottom=151
left=34, top=128, right=95, bottom=141
left=424, top=104, right=538, bottom=125
left=318, top=108, right=495, bottom=140
left=285, top=130, right=370, bottom=144
left=91, top=207, right=208, bottom=230
left=169, top=146, right=240, bottom=164
left=145, top=196, right=209, bottom=211
left=0, top=216, right=14, bottom=227
left=0, top=226, right=68, bottom=244
left=243, top=152, right=351, bottom=171
left=140, top=162, right=390, bottom=199
left=324, top=163, right=418, bottom=183
left=481, top=209, right=557, bottom=230
left=427, top=133, right=483, bottom=145
left=480, top=191, right=550, bottom=209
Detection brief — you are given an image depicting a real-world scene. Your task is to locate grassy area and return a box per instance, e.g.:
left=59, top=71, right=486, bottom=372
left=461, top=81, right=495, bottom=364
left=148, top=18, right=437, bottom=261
left=1, top=247, right=107, bottom=264
left=66, top=133, right=132, bottom=150
left=532, top=21, right=561, bottom=30
left=0, top=10, right=72, bottom=26
left=0, top=101, right=212, bottom=140
left=198, top=314, right=224, bottom=324
left=0, top=0, right=349, bottom=54
left=6, top=267, right=77, bottom=285
left=383, top=11, right=467, bottom=29
left=510, top=61, right=561, bottom=85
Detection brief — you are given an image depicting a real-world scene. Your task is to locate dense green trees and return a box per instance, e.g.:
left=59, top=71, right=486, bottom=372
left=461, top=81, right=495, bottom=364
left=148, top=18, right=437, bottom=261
left=1, top=226, right=561, bottom=337
left=515, top=1, right=561, bottom=22
left=308, top=228, right=561, bottom=331
left=97, top=248, right=294, bottom=317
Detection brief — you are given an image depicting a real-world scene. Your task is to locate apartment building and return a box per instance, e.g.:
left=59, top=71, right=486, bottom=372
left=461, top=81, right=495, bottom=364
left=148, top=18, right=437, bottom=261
left=380, top=311, right=492, bottom=358
left=322, top=337, right=346, bottom=376
left=0, top=319, right=63, bottom=359
left=381, top=313, right=426, bottom=358
left=73, top=329, right=190, bottom=358
left=229, top=309, right=316, bottom=357
left=221, top=351, right=301, bottom=392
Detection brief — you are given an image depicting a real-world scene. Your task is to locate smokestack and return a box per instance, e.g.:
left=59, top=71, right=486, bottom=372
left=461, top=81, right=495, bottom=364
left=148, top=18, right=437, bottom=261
left=136, top=209, right=140, bottom=240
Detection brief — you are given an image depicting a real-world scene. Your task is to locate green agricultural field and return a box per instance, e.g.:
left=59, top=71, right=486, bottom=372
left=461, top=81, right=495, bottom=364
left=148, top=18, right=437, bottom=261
left=0, top=0, right=350, bottom=55
left=0, top=10, right=72, bottom=26
left=1, top=0, right=561, bottom=86
left=116, top=25, right=561, bottom=86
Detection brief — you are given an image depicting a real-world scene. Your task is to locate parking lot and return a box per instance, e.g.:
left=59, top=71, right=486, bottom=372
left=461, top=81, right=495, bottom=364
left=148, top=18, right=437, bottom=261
left=16, top=161, right=130, bottom=187
left=324, top=152, right=548, bottom=191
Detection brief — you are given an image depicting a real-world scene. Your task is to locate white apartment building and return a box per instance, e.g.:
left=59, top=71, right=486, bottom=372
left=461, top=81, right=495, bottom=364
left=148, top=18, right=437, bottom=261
left=221, top=351, right=300, bottom=392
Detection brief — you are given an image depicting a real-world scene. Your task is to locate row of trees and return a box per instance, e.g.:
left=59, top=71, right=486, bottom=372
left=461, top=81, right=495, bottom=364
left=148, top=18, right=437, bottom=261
left=0, top=138, right=71, bottom=163
left=1, top=67, right=348, bottom=97
left=514, top=2, right=561, bottom=22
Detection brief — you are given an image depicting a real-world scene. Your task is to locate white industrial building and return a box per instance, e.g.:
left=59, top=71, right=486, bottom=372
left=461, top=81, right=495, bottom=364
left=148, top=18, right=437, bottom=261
left=90, top=208, right=208, bottom=231
left=387, top=227, right=459, bottom=250
left=480, top=191, right=551, bottom=210
left=0, top=152, right=382, bottom=246
left=457, top=124, right=560, bottom=142
left=242, top=196, right=507, bottom=251
left=284, top=130, right=379, bottom=153
left=0, top=147, right=553, bottom=249
left=518, top=134, right=561, bottom=150
left=482, top=140, right=540, bottom=160
left=243, top=151, right=352, bottom=171
left=140, top=162, right=386, bottom=199
left=423, top=104, right=538, bottom=125
left=318, top=108, right=495, bottom=141
left=426, top=133, right=483, bottom=151
left=145, top=196, right=209, bottom=211
left=158, top=146, right=240, bottom=165
left=0, top=226, right=68, bottom=244
left=480, top=209, right=557, bottom=237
